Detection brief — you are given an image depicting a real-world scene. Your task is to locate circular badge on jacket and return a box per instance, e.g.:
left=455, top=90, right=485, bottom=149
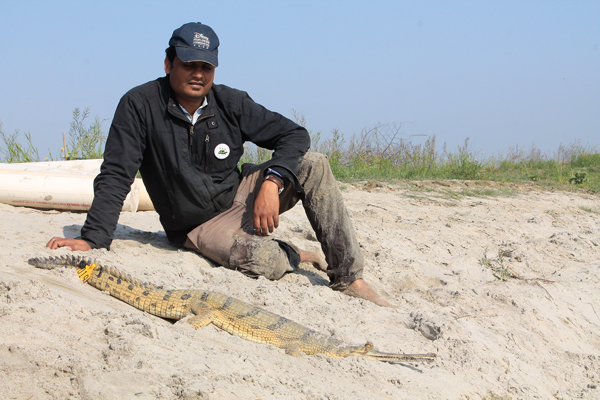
left=214, top=143, right=230, bottom=159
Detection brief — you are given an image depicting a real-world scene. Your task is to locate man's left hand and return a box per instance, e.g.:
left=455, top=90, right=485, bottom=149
left=253, top=179, right=280, bottom=236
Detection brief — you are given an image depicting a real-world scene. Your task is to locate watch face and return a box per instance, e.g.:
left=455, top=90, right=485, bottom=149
left=214, top=143, right=231, bottom=159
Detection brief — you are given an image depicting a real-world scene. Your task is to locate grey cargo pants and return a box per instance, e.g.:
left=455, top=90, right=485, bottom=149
left=183, top=152, right=363, bottom=290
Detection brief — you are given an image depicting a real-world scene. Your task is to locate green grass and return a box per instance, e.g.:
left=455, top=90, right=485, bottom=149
left=2, top=109, right=599, bottom=194
left=0, top=107, right=106, bottom=162
left=0, top=122, right=40, bottom=163
left=439, top=186, right=518, bottom=200
left=579, top=206, right=600, bottom=215
left=479, top=248, right=519, bottom=282
left=302, top=122, right=600, bottom=193
left=65, top=107, right=107, bottom=160
left=292, top=120, right=600, bottom=192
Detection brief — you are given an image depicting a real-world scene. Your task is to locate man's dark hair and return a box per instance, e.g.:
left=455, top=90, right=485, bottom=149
left=165, top=46, right=177, bottom=63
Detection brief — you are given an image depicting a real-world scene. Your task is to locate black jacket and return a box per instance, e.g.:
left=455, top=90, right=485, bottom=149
left=81, top=76, right=310, bottom=249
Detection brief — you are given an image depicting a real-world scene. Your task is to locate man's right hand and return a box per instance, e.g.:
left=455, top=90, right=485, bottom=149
left=46, top=237, right=92, bottom=251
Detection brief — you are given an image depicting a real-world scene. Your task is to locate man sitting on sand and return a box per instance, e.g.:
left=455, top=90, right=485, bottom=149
left=46, top=22, right=393, bottom=307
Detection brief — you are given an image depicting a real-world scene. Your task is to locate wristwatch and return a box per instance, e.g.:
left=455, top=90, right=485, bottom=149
left=264, top=174, right=284, bottom=194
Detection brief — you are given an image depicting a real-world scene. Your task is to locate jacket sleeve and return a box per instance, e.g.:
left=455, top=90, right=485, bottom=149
left=237, top=91, right=311, bottom=178
left=80, top=93, right=147, bottom=249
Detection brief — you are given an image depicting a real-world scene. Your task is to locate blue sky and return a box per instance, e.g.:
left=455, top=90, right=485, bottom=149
left=0, top=0, right=598, bottom=159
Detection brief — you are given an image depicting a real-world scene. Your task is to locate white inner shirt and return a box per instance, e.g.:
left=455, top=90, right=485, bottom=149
left=179, top=96, right=208, bottom=125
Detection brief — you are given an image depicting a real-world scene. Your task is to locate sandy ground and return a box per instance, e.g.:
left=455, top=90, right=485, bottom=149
left=1, top=180, right=599, bottom=400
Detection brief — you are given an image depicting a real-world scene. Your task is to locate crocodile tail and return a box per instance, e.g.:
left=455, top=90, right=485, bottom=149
left=342, top=342, right=437, bottom=363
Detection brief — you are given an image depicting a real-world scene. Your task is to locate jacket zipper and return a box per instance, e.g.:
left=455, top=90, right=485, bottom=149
left=184, top=113, right=215, bottom=169
left=204, top=134, right=210, bottom=172
left=189, top=124, right=195, bottom=153
left=197, top=114, right=215, bottom=173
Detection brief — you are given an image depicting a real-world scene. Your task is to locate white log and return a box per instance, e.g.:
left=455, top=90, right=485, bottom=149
left=135, top=178, right=154, bottom=211
left=0, top=169, right=139, bottom=212
left=0, top=161, right=155, bottom=212
left=14, top=159, right=103, bottom=173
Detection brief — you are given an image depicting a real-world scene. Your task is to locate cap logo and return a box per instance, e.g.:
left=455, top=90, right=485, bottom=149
left=193, top=32, right=210, bottom=49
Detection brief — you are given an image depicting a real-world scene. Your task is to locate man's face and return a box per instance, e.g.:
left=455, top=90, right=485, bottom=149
left=164, top=55, right=215, bottom=106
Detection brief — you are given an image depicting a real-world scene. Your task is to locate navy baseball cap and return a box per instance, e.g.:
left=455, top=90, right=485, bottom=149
left=169, top=22, right=219, bottom=67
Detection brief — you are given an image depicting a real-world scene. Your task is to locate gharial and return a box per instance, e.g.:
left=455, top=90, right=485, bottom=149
left=28, top=255, right=436, bottom=363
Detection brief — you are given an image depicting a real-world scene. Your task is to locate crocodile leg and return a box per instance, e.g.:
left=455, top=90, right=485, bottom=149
left=182, top=301, right=215, bottom=328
